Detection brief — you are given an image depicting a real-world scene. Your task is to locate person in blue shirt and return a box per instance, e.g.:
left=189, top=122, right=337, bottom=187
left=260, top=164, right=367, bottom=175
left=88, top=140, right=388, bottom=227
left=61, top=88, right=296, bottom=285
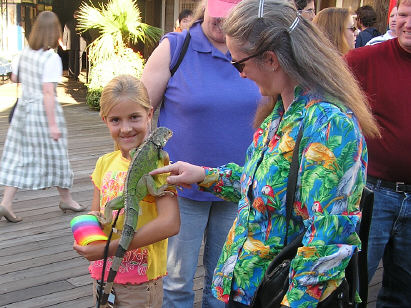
left=141, top=0, right=261, bottom=307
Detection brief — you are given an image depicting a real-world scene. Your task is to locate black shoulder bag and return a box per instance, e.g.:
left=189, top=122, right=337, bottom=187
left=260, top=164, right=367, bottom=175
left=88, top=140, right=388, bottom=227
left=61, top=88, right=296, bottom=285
left=250, top=125, right=373, bottom=308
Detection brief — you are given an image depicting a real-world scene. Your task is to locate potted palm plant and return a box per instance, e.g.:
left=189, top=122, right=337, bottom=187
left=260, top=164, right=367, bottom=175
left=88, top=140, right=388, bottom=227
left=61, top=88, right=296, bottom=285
left=77, top=0, right=162, bottom=109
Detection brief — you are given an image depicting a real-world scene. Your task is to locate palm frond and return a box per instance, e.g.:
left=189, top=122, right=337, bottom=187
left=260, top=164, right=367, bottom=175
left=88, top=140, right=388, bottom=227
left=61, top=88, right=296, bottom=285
left=77, top=3, right=107, bottom=33
left=77, top=0, right=161, bottom=91
left=77, top=0, right=162, bottom=49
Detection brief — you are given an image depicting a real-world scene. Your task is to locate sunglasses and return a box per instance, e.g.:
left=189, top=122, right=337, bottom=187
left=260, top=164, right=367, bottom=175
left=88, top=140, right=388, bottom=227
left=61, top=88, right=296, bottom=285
left=231, top=51, right=266, bottom=73
left=347, top=26, right=357, bottom=32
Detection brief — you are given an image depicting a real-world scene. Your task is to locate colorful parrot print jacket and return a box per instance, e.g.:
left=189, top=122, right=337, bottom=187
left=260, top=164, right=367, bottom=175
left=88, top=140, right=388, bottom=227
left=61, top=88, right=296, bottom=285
left=199, top=87, right=366, bottom=307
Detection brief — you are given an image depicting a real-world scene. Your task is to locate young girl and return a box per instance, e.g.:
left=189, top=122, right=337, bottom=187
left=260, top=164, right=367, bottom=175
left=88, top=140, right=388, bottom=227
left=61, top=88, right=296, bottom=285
left=73, top=75, right=180, bottom=308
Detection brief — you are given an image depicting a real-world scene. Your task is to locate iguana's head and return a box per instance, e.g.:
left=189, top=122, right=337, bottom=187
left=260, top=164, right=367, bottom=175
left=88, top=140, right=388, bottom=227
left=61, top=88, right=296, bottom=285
left=150, top=127, right=173, bottom=148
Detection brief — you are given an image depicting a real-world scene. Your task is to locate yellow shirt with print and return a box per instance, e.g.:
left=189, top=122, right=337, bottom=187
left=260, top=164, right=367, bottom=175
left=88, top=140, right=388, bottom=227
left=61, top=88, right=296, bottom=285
left=91, top=150, right=175, bottom=282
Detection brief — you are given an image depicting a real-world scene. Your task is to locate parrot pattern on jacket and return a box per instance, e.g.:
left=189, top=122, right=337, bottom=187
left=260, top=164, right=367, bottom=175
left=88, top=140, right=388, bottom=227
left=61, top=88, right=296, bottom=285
left=199, top=86, right=366, bottom=307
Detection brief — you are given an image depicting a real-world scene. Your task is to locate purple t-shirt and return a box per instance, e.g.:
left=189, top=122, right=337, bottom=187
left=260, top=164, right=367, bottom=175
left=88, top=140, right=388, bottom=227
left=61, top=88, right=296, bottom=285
left=160, top=22, right=261, bottom=201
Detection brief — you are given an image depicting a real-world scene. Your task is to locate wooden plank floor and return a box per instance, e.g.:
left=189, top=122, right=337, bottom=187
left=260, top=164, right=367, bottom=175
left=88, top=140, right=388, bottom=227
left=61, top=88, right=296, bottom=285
left=0, top=77, right=382, bottom=307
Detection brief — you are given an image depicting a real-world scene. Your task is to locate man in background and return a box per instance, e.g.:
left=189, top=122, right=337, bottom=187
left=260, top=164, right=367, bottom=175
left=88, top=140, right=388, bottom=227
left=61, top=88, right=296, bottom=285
left=366, top=5, right=398, bottom=45
left=355, top=5, right=380, bottom=47
left=346, top=0, right=411, bottom=306
left=174, top=9, right=193, bottom=32
left=295, top=0, right=316, bottom=21
left=62, top=12, right=86, bottom=81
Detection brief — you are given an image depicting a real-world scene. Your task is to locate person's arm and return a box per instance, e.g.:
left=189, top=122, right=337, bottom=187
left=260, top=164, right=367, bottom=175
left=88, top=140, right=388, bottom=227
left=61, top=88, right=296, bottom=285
left=10, top=55, right=20, bottom=83
left=43, top=82, right=61, bottom=141
left=282, top=113, right=364, bottom=307
left=198, top=163, right=243, bottom=203
left=58, top=38, right=66, bottom=50
left=150, top=161, right=205, bottom=188
left=90, top=187, right=100, bottom=212
left=86, top=186, right=102, bottom=218
left=140, top=38, right=171, bottom=110
left=150, top=161, right=244, bottom=203
left=73, top=194, right=179, bottom=261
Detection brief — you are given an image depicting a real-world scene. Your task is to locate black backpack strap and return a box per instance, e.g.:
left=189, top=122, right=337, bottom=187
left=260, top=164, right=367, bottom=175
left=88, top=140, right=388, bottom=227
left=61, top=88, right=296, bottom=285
left=284, top=125, right=304, bottom=246
left=170, top=31, right=191, bottom=77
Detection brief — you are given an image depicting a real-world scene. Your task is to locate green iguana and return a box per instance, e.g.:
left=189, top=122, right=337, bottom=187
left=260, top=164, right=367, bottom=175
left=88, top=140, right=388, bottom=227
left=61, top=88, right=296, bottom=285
left=98, top=126, right=174, bottom=307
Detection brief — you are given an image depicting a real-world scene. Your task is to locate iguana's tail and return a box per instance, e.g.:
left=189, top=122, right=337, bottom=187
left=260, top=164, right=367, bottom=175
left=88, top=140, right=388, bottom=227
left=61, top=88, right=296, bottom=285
left=100, top=203, right=139, bottom=306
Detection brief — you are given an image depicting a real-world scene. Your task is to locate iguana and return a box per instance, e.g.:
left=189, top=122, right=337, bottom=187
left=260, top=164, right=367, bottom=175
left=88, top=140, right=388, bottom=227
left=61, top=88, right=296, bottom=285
left=98, top=126, right=174, bottom=307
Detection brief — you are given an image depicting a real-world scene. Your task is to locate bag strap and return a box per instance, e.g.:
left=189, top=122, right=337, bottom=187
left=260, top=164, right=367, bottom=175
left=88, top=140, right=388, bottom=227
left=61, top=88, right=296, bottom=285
left=284, top=125, right=304, bottom=246
left=97, top=212, right=120, bottom=308
left=357, top=187, right=374, bottom=307
left=170, top=31, right=191, bottom=77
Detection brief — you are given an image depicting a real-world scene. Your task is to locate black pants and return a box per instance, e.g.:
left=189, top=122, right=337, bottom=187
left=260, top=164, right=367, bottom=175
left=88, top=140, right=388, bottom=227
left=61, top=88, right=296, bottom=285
left=68, top=49, right=80, bottom=79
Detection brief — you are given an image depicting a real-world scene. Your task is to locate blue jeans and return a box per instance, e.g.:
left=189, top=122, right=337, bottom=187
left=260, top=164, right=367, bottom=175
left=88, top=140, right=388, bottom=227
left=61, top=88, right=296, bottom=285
left=162, top=196, right=237, bottom=308
left=367, top=181, right=411, bottom=308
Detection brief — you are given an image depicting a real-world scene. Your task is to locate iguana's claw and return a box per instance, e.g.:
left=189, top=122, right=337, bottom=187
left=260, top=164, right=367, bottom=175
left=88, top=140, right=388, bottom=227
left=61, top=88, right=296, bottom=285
left=87, top=211, right=107, bottom=225
left=98, top=216, right=111, bottom=226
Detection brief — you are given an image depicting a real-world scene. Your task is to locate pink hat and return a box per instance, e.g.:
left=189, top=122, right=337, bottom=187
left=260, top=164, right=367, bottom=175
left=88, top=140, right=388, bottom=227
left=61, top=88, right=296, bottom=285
left=207, top=0, right=242, bottom=18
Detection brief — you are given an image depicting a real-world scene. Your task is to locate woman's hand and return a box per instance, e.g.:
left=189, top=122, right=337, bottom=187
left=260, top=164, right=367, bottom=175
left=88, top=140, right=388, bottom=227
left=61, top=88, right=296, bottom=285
left=73, top=241, right=107, bottom=261
left=49, top=123, right=61, bottom=141
left=149, top=161, right=206, bottom=189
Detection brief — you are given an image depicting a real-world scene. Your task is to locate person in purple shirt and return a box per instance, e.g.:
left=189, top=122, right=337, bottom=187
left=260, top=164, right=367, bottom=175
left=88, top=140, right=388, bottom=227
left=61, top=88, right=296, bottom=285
left=141, top=0, right=261, bottom=307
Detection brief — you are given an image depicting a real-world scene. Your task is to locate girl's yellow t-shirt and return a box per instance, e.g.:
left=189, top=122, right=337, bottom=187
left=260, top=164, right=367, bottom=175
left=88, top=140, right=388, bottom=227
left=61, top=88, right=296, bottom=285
left=89, top=150, right=174, bottom=284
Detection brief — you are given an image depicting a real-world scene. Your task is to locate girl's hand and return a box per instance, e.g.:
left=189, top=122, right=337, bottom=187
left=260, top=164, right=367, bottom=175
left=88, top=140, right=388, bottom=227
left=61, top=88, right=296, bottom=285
left=88, top=210, right=102, bottom=217
left=73, top=240, right=107, bottom=261
left=49, top=124, right=61, bottom=141
left=149, top=161, right=206, bottom=189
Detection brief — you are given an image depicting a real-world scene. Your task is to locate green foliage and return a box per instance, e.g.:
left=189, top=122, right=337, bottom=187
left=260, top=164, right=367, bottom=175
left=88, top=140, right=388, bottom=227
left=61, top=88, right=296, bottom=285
left=87, top=48, right=145, bottom=90
left=77, top=0, right=162, bottom=64
left=77, top=0, right=162, bottom=110
left=86, top=87, right=103, bottom=110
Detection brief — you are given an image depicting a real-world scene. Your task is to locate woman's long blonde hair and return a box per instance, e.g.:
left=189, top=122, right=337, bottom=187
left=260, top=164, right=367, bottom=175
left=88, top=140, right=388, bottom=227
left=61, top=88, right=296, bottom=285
left=28, top=11, right=62, bottom=50
left=313, top=7, right=353, bottom=55
left=100, top=75, right=152, bottom=150
left=224, top=0, right=380, bottom=138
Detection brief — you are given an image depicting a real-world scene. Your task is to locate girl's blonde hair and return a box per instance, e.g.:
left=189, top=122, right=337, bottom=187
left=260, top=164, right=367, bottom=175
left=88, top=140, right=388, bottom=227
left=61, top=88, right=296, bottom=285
left=224, top=0, right=380, bottom=138
left=28, top=11, right=62, bottom=50
left=99, top=75, right=151, bottom=118
left=313, top=7, right=353, bottom=55
left=100, top=75, right=152, bottom=150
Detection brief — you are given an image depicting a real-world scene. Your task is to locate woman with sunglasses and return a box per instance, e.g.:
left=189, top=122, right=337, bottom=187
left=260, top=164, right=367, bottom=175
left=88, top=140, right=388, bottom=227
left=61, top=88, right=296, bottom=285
left=313, top=7, right=357, bottom=55
left=151, top=0, right=380, bottom=307
left=141, top=0, right=261, bottom=307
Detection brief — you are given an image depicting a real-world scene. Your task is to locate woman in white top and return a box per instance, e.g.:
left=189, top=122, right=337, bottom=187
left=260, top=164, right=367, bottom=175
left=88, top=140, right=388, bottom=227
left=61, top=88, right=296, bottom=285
left=0, top=11, right=86, bottom=223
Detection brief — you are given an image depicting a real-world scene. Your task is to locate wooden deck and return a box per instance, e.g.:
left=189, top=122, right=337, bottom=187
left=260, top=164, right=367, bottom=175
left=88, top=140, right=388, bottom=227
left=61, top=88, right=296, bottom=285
left=0, top=77, right=381, bottom=307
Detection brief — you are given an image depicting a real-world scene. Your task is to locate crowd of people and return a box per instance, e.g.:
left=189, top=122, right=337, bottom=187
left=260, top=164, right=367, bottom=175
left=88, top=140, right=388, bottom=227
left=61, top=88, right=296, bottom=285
left=1, top=0, right=410, bottom=307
